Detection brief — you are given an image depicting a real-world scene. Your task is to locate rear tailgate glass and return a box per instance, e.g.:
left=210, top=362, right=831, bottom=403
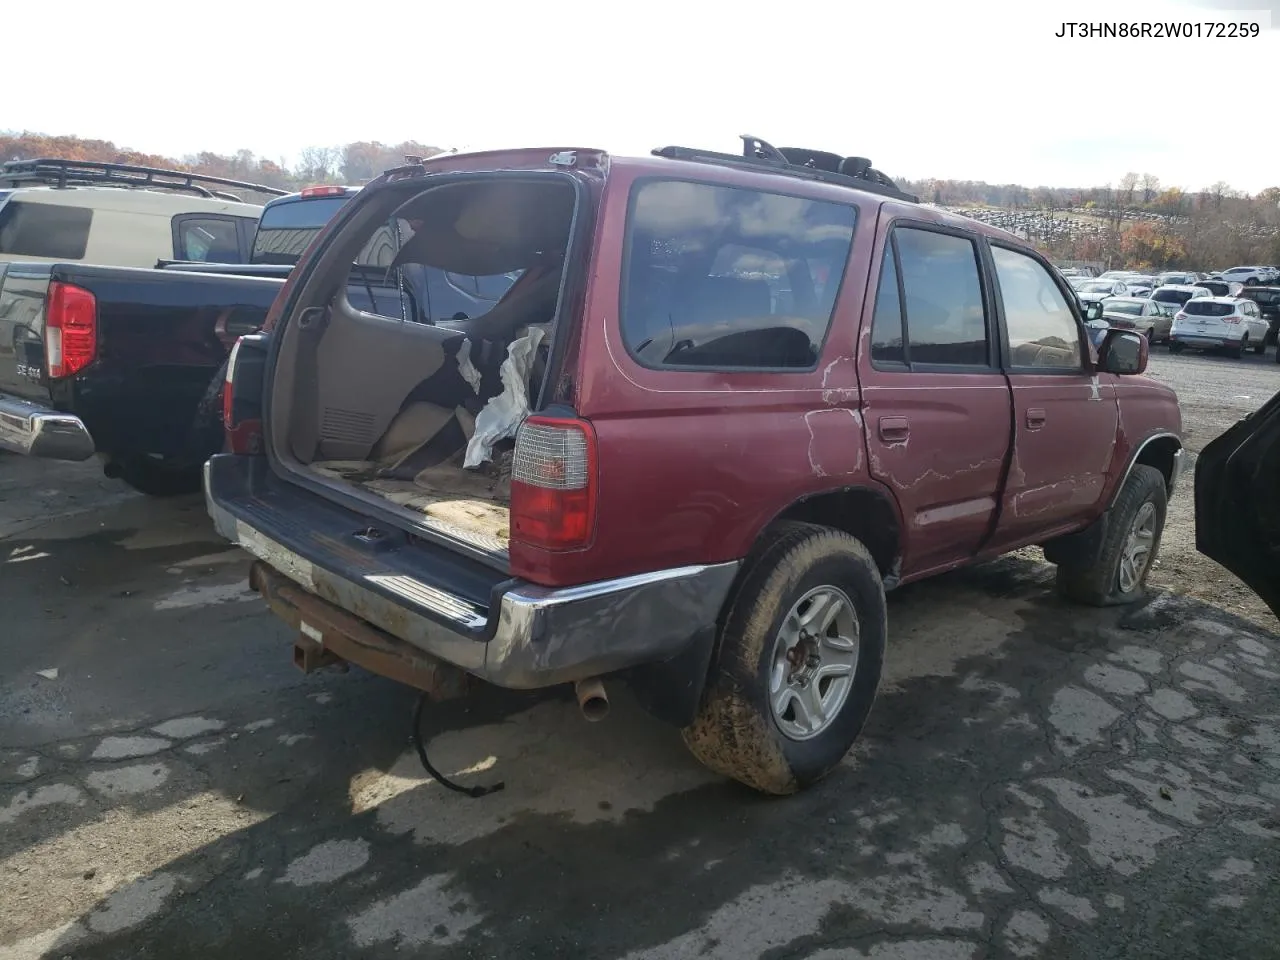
left=1183, top=301, right=1233, bottom=317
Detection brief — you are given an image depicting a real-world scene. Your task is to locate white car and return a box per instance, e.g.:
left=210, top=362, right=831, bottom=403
left=1150, top=283, right=1212, bottom=314
left=1170, top=297, right=1270, bottom=358
left=1075, top=279, right=1131, bottom=303
left=1219, top=266, right=1269, bottom=286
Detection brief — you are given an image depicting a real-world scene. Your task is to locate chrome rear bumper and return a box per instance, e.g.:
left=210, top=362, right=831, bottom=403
left=204, top=456, right=739, bottom=689
left=0, top=394, right=95, bottom=460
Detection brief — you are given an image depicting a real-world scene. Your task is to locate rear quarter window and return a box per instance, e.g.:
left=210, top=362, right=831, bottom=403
left=620, top=180, right=857, bottom=370
left=0, top=201, right=94, bottom=259
left=1183, top=301, right=1233, bottom=317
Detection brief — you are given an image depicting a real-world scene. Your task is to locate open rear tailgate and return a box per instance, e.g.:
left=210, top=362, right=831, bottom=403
left=1195, top=389, right=1280, bottom=619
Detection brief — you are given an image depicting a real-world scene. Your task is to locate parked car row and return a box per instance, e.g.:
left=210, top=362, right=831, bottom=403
left=1063, top=266, right=1280, bottom=362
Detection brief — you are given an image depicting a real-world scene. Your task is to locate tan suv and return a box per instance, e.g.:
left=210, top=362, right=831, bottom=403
left=0, top=158, right=283, bottom=268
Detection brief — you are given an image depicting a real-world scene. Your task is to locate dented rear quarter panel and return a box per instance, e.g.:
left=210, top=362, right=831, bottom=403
left=533, top=158, right=889, bottom=586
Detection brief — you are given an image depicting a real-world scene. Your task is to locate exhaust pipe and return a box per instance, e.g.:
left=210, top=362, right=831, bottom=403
left=574, top=677, right=609, bottom=722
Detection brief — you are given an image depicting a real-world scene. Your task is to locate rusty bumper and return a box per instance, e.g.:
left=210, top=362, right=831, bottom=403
left=249, top=561, right=468, bottom=697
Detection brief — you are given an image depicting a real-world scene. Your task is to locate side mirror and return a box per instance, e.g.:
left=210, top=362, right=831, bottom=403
left=1083, top=301, right=1104, bottom=322
left=1099, top=329, right=1148, bottom=375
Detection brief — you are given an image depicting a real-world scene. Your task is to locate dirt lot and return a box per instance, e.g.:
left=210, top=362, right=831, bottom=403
left=1, top=349, right=1278, bottom=960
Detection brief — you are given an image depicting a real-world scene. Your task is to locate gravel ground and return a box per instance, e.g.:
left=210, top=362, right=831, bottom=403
left=1, top=348, right=1278, bottom=960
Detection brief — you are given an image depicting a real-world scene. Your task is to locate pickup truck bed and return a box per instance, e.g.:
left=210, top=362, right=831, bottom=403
left=0, top=257, right=422, bottom=492
left=0, top=261, right=283, bottom=476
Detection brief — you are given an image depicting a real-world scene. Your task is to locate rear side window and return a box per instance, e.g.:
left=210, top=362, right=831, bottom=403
left=175, top=216, right=243, bottom=262
left=1183, top=301, right=1233, bottom=317
left=621, top=180, right=857, bottom=369
left=870, top=252, right=905, bottom=364
left=0, top=201, right=93, bottom=259
left=877, top=226, right=989, bottom=367
left=251, top=196, right=349, bottom=265
left=1105, top=301, right=1143, bottom=316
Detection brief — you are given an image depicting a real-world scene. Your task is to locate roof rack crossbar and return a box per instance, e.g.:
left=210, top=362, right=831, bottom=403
left=0, top=158, right=289, bottom=198
left=651, top=141, right=918, bottom=204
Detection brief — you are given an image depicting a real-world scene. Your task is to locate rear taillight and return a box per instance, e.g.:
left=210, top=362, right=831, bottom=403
left=222, top=337, right=242, bottom=428
left=1174, top=311, right=1187, bottom=321
left=1224, top=313, right=1241, bottom=324
left=222, top=335, right=265, bottom=455
left=510, top=416, right=597, bottom=551
left=45, top=282, right=97, bottom=378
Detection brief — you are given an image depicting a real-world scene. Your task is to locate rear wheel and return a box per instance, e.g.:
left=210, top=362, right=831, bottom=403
left=1056, top=464, right=1167, bottom=606
left=1229, top=335, right=1247, bottom=359
left=1253, top=337, right=1267, bottom=355
left=1170, top=341, right=1185, bottom=354
left=682, top=523, right=887, bottom=795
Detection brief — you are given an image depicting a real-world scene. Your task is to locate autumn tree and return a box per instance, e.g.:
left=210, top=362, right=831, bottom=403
left=1120, top=221, right=1188, bottom=270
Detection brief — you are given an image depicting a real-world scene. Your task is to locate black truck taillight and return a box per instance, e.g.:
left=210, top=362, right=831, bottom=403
left=45, top=281, right=97, bottom=378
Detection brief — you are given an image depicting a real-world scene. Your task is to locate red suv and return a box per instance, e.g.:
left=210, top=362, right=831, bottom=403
left=206, top=138, right=1184, bottom=795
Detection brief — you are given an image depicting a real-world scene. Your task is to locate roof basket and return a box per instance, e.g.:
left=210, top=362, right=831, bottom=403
left=652, top=135, right=917, bottom=203
left=0, top=158, right=289, bottom=201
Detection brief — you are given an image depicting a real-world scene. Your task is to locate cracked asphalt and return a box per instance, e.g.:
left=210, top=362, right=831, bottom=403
left=2, top=352, right=1279, bottom=960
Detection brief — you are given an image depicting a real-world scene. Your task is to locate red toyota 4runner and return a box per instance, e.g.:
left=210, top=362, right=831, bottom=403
left=206, top=138, right=1184, bottom=795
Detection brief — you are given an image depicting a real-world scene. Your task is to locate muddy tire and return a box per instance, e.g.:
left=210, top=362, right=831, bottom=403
left=681, top=523, right=887, bottom=796
left=1056, top=465, right=1167, bottom=607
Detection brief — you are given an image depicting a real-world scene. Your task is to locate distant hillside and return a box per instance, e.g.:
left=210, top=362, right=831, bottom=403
left=4, top=133, right=1277, bottom=270
left=897, top=175, right=1280, bottom=270
left=0, top=132, right=446, bottom=195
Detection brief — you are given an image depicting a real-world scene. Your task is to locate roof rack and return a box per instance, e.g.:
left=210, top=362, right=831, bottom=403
left=0, top=158, right=290, bottom=201
left=652, top=135, right=918, bottom=204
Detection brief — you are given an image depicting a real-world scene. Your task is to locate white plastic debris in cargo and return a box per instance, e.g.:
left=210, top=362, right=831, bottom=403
left=464, top=326, right=546, bottom=469
left=456, top=337, right=482, bottom=393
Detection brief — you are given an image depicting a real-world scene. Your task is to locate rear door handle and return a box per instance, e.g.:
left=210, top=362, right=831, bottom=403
left=879, top=416, right=910, bottom=442
left=1026, top=408, right=1047, bottom=429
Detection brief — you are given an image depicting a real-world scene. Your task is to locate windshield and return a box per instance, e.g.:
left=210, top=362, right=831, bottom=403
left=1246, top=290, right=1279, bottom=304
left=1183, top=301, right=1234, bottom=317
left=1079, top=282, right=1114, bottom=293
left=251, top=196, right=350, bottom=265
left=1105, top=301, right=1143, bottom=316
left=1153, top=289, right=1193, bottom=305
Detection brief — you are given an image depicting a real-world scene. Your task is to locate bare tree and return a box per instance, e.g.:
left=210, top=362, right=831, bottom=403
left=1140, top=173, right=1160, bottom=204
left=299, top=145, right=340, bottom=183
left=1120, top=172, right=1139, bottom=205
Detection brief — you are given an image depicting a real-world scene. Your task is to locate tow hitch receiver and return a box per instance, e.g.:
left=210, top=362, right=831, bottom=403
left=248, top=561, right=468, bottom=700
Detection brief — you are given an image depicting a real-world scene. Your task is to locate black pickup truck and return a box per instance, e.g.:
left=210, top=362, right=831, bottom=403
left=0, top=185, right=509, bottom=494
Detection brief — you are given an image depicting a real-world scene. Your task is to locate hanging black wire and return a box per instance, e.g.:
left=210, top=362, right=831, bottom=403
left=411, top=692, right=505, bottom=798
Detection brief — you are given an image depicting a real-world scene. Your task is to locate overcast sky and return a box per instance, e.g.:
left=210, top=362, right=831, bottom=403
left=7, top=0, right=1276, bottom=193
